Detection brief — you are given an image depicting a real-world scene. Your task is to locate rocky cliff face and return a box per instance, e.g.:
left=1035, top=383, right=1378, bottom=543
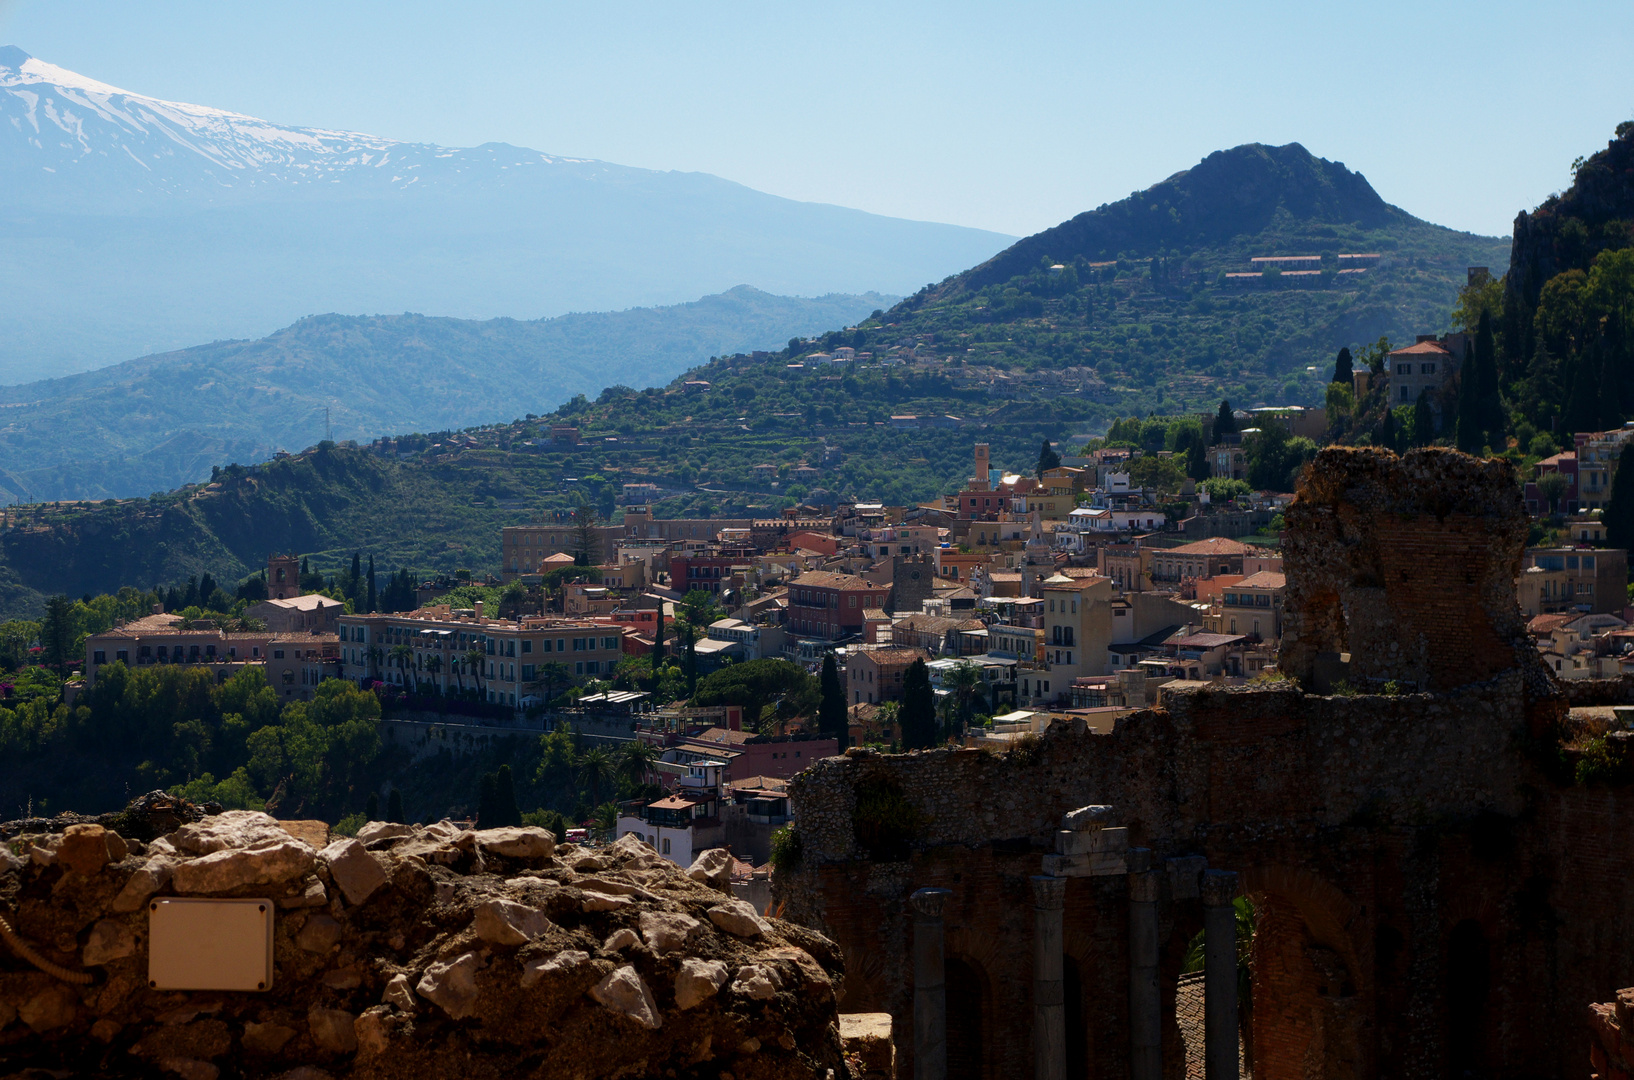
left=0, top=803, right=847, bottom=1079
left=1503, top=121, right=1634, bottom=351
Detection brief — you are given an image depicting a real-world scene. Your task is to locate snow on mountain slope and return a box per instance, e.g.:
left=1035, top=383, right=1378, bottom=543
left=0, top=46, right=1011, bottom=384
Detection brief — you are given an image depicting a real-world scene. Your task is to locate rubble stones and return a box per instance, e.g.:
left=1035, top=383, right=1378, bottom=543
left=355, top=821, right=413, bottom=845
left=417, top=952, right=482, bottom=1019
left=19, top=984, right=78, bottom=1031
left=708, top=900, right=770, bottom=938
left=307, top=1005, right=359, bottom=1053
left=381, top=974, right=416, bottom=1012
left=590, top=965, right=661, bottom=1029
left=731, top=964, right=780, bottom=1000
left=603, top=928, right=639, bottom=952
left=674, top=959, right=729, bottom=1009
left=472, top=898, right=552, bottom=945
left=57, top=823, right=113, bottom=875
left=638, top=909, right=700, bottom=952
left=111, top=856, right=173, bottom=912
left=319, top=838, right=390, bottom=905
left=520, top=949, right=590, bottom=990
left=169, top=811, right=295, bottom=855
left=83, top=919, right=136, bottom=965
left=686, top=847, right=734, bottom=892
left=297, top=913, right=344, bottom=954
left=473, top=826, right=556, bottom=859
left=171, top=839, right=315, bottom=894
left=0, top=805, right=849, bottom=1079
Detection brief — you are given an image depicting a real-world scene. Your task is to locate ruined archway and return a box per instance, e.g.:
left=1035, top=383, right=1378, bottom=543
left=1239, top=866, right=1368, bottom=1080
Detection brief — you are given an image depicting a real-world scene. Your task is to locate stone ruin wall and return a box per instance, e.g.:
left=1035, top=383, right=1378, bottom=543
left=0, top=805, right=850, bottom=1079
left=776, top=447, right=1634, bottom=1080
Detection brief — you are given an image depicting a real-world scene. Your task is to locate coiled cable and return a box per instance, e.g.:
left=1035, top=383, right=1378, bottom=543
left=0, top=910, right=93, bottom=985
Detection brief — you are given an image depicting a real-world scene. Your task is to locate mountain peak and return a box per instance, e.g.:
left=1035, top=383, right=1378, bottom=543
left=0, top=46, right=33, bottom=70
left=948, top=141, right=1401, bottom=293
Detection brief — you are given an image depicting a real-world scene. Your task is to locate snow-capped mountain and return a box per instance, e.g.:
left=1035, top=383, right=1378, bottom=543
left=0, top=47, right=1010, bottom=381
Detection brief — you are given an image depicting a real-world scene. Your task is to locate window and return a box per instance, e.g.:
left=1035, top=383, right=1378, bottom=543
left=557, top=639, right=566, bottom=652
left=1422, top=363, right=1436, bottom=375
left=1396, top=363, right=1410, bottom=375
left=274, top=650, right=285, bottom=659
left=282, top=670, right=295, bottom=685
left=575, top=662, right=584, bottom=675
left=661, top=837, right=671, bottom=855
left=521, top=640, right=532, bottom=654
left=602, top=637, right=618, bottom=650
left=93, top=650, right=106, bottom=664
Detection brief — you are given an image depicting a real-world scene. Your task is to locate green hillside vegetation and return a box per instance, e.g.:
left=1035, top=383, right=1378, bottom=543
left=0, top=286, right=895, bottom=503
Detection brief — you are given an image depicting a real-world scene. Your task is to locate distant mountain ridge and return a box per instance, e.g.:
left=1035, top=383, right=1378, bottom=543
left=0, top=286, right=895, bottom=502
left=0, top=47, right=1007, bottom=382
left=946, top=142, right=1420, bottom=294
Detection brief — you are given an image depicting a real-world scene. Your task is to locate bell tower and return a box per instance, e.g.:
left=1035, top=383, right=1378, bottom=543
left=268, top=553, right=300, bottom=599
left=972, top=443, right=991, bottom=492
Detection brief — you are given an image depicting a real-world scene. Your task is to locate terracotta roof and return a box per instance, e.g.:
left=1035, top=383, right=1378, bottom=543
left=853, top=647, right=932, bottom=666
left=791, top=570, right=881, bottom=591
left=254, top=594, right=343, bottom=612
left=1389, top=341, right=1451, bottom=356
left=685, top=728, right=755, bottom=746
left=1233, top=571, right=1286, bottom=590
left=1165, top=538, right=1253, bottom=556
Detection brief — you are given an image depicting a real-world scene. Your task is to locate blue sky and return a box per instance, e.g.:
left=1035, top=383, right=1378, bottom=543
left=2, top=0, right=1629, bottom=238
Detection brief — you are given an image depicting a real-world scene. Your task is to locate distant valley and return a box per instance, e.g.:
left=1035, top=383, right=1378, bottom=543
left=0, top=46, right=1006, bottom=382
left=0, top=286, right=894, bottom=502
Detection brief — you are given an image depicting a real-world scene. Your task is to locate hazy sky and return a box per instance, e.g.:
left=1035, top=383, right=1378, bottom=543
left=3, top=1, right=1630, bottom=239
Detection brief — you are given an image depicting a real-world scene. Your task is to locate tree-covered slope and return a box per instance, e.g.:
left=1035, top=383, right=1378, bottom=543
left=0, top=286, right=894, bottom=502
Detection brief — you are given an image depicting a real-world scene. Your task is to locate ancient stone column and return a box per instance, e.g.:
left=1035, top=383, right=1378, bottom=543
left=1202, top=869, right=1241, bottom=1080
left=911, top=887, right=953, bottom=1080
left=1031, top=875, right=1067, bottom=1080
left=1128, top=851, right=1161, bottom=1080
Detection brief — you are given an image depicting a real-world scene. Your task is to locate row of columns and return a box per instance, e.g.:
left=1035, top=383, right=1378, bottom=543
left=910, top=858, right=1240, bottom=1080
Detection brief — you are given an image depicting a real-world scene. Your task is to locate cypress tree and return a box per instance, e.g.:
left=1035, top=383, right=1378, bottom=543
left=476, top=772, right=497, bottom=826
left=387, top=788, right=404, bottom=824
left=819, top=652, right=849, bottom=752
left=1036, top=438, right=1062, bottom=479
left=1412, top=389, right=1435, bottom=447
left=493, top=765, right=522, bottom=828
left=365, top=792, right=379, bottom=821
left=899, top=659, right=937, bottom=750
left=1379, top=407, right=1398, bottom=452
left=1212, top=400, right=1237, bottom=444
left=1563, top=347, right=1603, bottom=435
left=1455, top=344, right=1483, bottom=452
left=1605, top=445, right=1634, bottom=550
left=365, top=555, right=377, bottom=613
left=1475, top=311, right=1503, bottom=440
left=1186, top=436, right=1209, bottom=481
left=1331, top=347, right=1354, bottom=385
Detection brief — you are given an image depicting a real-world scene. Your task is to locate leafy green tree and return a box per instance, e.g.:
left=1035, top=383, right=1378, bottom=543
left=899, top=659, right=937, bottom=750
left=819, top=652, right=848, bottom=751
left=1212, top=400, right=1237, bottom=444
left=693, top=658, right=818, bottom=728
left=1036, top=438, right=1062, bottom=479
left=1538, top=470, right=1570, bottom=515
left=942, top=660, right=987, bottom=740
left=1604, top=446, right=1634, bottom=549
left=1330, top=347, right=1353, bottom=385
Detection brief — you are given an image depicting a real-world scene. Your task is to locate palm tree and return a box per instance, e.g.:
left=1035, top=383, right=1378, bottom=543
left=423, top=654, right=444, bottom=695
left=366, top=645, right=384, bottom=679
left=465, top=648, right=487, bottom=698
left=589, top=801, right=619, bottom=839
left=617, top=740, right=660, bottom=790
left=576, top=747, right=614, bottom=807
left=388, top=644, right=413, bottom=689
left=944, top=660, right=987, bottom=739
